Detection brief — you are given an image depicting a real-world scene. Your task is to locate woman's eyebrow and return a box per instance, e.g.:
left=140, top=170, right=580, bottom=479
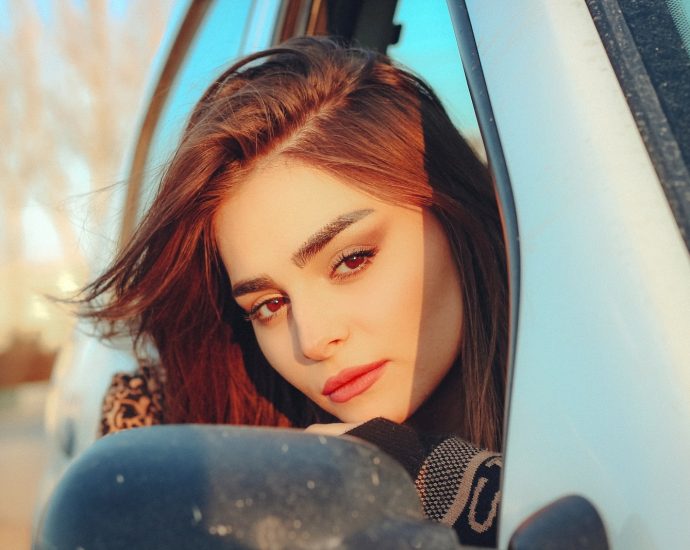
left=232, top=209, right=375, bottom=297
left=291, top=208, right=374, bottom=268
left=232, top=275, right=276, bottom=299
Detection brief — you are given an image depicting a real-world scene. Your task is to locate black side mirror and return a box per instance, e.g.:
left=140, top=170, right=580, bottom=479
left=509, top=494, right=609, bottom=549
left=34, top=425, right=461, bottom=549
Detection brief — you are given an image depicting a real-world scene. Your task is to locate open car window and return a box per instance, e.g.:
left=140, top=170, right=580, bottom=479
left=388, top=0, right=481, bottom=151
left=125, top=0, right=282, bottom=236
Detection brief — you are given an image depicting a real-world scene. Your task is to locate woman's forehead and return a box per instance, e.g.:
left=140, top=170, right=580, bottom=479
left=213, top=159, right=420, bottom=276
left=215, top=162, right=366, bottom=258
left=216, top=161, right=374, bottom=240
left=240, top=159, right=370, bottom=208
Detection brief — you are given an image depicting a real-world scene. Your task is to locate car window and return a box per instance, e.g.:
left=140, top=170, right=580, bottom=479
left=589, top=0, right=690, bottom=249
left=669, top=0, right=690, bottom=52
left=130, top=1, right=484, bottom=227
left=388, top=0, right=480, bottom=144
left=132, top=0, right=281, bottom=225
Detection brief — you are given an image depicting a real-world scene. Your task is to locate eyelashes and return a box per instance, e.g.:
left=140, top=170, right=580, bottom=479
left=246, top=246, right=378, bottom=325
left=246, top=296, right=290, bottom=324
left=329, top=246, right=378, bottom=280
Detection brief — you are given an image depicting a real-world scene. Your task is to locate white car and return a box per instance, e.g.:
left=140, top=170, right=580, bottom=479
left=38, top=1, right=690, bottom=548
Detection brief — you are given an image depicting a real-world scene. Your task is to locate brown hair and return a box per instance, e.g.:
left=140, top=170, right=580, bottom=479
left=79, top=37, right=508, bottom=450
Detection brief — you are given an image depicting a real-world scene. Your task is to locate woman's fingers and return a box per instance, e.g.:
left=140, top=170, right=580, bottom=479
left=304, top=422, right=362, bottom=436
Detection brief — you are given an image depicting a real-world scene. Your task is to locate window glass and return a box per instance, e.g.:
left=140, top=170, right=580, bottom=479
left=615, top=0, right=690, bottom=249
left=135, top=0, right=281, bottom=222
left=388, top=0, right=481, bottom=151
left=668, top=0, right=690, bottom=53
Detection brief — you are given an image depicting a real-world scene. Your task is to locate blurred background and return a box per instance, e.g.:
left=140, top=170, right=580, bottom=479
left=0, top=1, right=174, bottom=546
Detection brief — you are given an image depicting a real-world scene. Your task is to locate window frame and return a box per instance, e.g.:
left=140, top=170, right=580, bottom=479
left=586, top=0, right=690, bottom=251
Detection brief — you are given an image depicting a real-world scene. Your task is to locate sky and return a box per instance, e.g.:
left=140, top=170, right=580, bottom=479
left=0, top=0, right=175, bottom=349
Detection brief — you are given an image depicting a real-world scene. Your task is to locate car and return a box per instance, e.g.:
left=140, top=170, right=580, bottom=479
left=37, top=1, right=690, bottom=548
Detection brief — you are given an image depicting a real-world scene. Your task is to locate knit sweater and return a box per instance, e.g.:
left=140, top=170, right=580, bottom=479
left=346, top=418, right=501, bottom=547
left=100, top=369, right=501, bottom=547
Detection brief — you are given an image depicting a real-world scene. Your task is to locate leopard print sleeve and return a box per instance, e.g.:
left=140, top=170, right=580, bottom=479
left=99, top=364, right=165, bottom=437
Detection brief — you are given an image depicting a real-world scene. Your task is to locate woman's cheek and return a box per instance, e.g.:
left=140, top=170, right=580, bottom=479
left=362, top=255, right=425, bottom=332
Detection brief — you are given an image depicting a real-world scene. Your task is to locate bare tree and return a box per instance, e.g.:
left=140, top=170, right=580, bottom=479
left=0, top=0, right=172, bottom=374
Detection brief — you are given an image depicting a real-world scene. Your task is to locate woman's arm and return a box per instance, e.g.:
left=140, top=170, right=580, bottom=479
left=345, top=418, right=501, bottom=548
left=99, top=365, right=164, bottom=436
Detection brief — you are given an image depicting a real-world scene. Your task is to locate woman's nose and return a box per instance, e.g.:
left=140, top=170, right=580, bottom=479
left=291, top=300, right=348, bottom=361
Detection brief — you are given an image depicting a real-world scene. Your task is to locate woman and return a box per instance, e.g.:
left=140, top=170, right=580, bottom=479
left=81, top=37, right=507, bottom=547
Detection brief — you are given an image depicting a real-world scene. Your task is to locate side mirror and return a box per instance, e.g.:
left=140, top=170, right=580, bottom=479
left=34, top=425, right=461, bottom=549
left=509, top=495, right=609, bottom=549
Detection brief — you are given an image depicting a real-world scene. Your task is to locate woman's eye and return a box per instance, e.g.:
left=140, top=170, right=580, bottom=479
left=332, top=248, right=377, bottom=278
left=343, top=255, right=366, bottom=270
left=249, top=296, right=288, bottom=323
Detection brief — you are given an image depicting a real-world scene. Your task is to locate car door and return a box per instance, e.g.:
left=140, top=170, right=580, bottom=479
left=450, top=1, right=690, bottom=548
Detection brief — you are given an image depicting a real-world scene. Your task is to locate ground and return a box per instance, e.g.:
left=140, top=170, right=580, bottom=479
left=0, top=382, right=48, bottom=549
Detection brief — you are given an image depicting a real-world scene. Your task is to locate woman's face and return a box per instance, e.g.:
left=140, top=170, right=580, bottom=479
left=214, top=158, right=463, bottom=424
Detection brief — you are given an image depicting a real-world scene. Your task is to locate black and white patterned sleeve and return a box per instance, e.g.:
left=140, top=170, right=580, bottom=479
left=346, top=418, right=501, bottom=548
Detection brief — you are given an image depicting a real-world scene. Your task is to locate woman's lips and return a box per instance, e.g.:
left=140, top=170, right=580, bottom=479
left=322, top=360, right=387, bottom=403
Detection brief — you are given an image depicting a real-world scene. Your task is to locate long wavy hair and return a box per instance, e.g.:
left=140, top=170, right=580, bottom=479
left=79, top=37, right=508, bottom=451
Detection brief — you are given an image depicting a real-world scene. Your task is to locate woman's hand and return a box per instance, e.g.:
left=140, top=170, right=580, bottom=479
left=304, top=422, right=363, bottom=436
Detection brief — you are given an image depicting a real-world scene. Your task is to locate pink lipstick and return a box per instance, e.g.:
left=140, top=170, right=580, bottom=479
left=322, top=360, right=387, bottom=403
